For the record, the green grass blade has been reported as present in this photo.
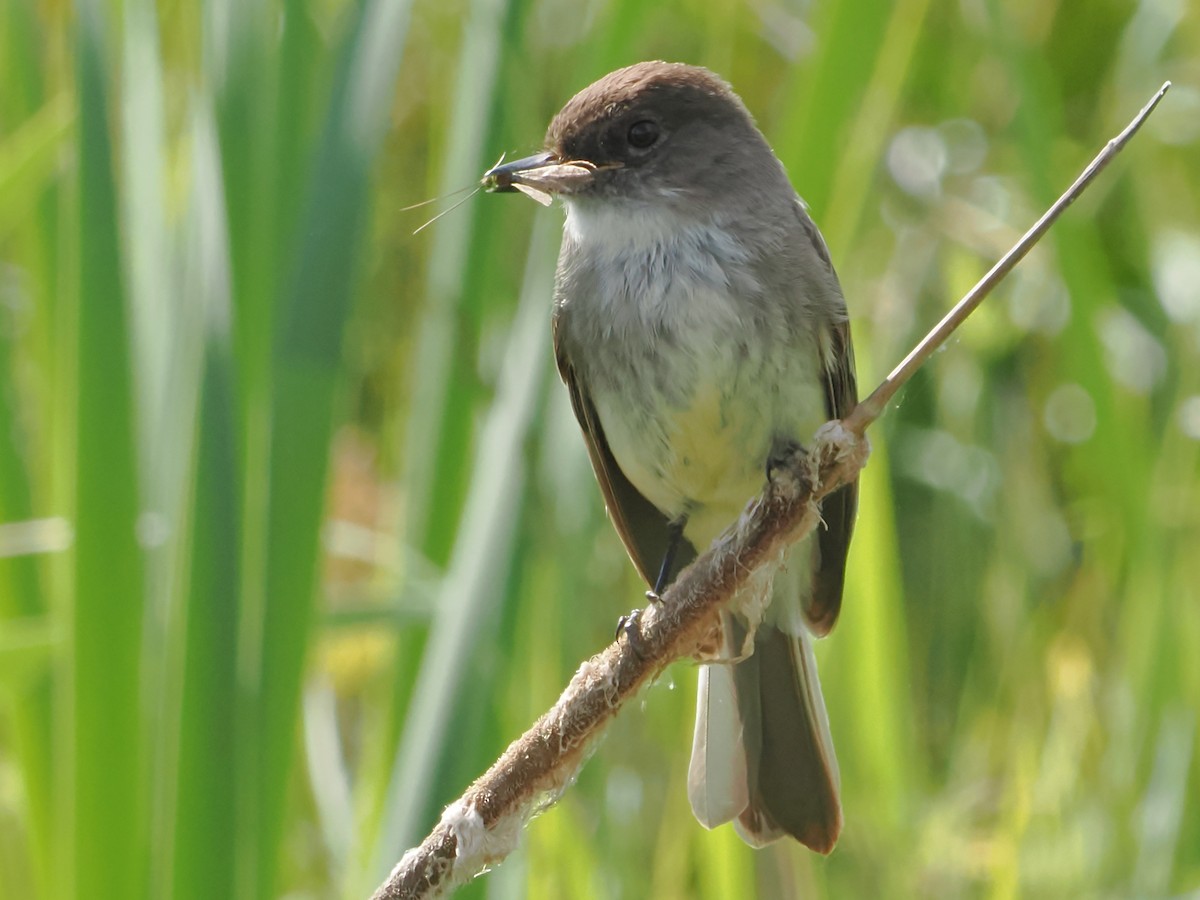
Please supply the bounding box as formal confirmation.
[256,2,414,896]
[365,215,557,888]
[399,0,513,565]
[72,2,146,897]
[0,94,73,241]
[166,100,243,900]
[172,341,241,900]
[773,0,894,221]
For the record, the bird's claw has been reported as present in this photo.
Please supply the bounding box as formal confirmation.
[615,609,648,660]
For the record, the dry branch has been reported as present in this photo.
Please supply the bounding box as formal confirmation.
[370,81,1169,900]
[372,424,866,900]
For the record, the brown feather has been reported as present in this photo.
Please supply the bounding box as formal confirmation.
[735,626,841,852]
[553,318,696,587]
[806,313,859,636]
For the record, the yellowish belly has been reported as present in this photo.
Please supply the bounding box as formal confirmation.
[595,365,826,550]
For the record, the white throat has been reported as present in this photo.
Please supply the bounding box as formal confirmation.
[563,199,692,256]
[559,197,759,338]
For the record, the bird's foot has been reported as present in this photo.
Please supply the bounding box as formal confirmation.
[615,609,648,660]
[766,438,805,484]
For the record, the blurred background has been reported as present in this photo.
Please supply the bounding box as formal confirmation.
[1,0,1198,898]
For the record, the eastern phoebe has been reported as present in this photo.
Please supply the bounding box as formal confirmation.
[486,61,857,853]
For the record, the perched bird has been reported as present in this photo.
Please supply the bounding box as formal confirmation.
[486,61,858,853]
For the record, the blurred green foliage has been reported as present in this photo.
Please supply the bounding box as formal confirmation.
[1,0,1198,898]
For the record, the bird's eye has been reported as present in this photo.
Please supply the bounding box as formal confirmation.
[627,120,660,149]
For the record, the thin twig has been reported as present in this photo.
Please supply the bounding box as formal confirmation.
[843,80,1170,434]
[371,82,1168,900]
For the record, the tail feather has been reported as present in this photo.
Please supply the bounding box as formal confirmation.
[737,626,841,852]
[687,660,749,827]
[687,617,841,853]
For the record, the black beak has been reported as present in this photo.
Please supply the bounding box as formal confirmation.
[483,152,558,192]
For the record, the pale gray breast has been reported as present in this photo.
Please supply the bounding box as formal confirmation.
[553,197,837,533]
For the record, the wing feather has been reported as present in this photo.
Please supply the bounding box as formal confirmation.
[553,316,695,587]
[800,211,859,636]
